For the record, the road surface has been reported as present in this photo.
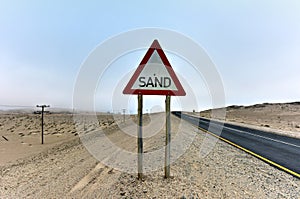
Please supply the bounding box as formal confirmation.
[173,111,300,178]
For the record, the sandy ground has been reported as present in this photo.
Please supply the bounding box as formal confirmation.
[0,113,119,165]
[0,109,299,198]
[197,102,300,139]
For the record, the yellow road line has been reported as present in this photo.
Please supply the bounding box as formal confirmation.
[194,123,300,179]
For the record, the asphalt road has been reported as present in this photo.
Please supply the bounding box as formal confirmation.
[172,111,300,178]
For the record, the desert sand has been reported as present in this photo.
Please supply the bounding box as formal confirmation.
[198,102,300,139]
[0,104,299,198]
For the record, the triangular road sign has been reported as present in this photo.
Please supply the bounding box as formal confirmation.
[123,40,186,96]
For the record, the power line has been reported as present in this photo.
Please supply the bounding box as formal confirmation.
[0,104,35,108]
[0,104,72,110]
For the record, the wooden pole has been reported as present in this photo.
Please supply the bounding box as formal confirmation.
[36,105,50,144]
[137,95,143,179]
[122,108,126,123]
[41,106,44,144]
[165,95,171,178]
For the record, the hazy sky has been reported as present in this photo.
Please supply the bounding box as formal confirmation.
[1,1,300,112]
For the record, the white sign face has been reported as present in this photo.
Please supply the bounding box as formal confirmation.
[131,51,178,91]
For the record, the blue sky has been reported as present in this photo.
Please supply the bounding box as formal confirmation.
[1,1,300,111]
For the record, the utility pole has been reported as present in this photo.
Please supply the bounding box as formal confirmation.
[122,108,126,123]
[36,105,50,144]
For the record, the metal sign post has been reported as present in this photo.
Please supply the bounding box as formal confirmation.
[137,94,143,179]
[165,95,171,178]
[36,105,50,144]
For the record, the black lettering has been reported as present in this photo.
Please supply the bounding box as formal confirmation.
[139,77,146,87]
[164,77,171,88]
[154,77,162,87]
[146,77,154,87]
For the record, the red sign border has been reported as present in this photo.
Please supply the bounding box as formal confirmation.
[123,40,186,96]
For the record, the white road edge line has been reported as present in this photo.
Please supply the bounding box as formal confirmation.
[224,125,300,149]
[190,116,300,149]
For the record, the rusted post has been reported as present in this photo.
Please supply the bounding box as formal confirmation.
[165,95,171,178]
[137,95,143,179]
